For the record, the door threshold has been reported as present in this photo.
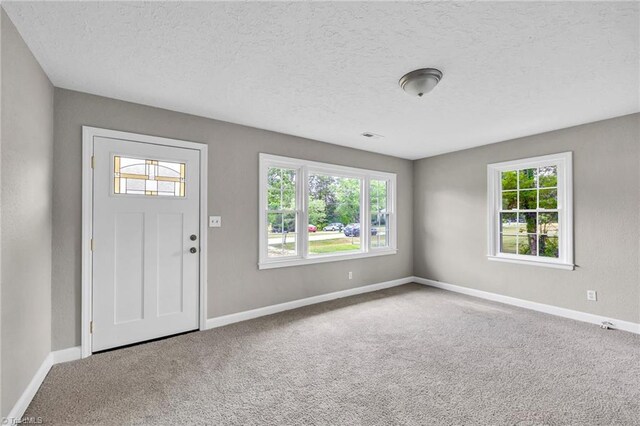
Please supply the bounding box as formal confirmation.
[92,329,199,354]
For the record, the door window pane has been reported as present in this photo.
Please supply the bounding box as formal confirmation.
[114,156,185,197]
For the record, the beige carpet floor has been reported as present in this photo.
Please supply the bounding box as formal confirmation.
[27,283,640,425]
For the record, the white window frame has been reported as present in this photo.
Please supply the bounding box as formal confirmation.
[487,152,574,270]
[259,153,397,269]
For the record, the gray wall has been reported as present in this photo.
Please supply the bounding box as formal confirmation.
[1,9,54,416]
[414,114,640,323]
[0,8,3,412]
[53,89,413,350]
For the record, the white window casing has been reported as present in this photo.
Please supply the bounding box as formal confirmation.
[259,153,397,269]
[487,152,574,270]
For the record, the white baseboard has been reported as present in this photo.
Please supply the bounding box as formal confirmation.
[9,277,412,420]
[6,353,53,422]
[414,276,640,334]
[52,346,82,364]
[206,277,414,329]
[10,276,636,421]
[6,346,82,421]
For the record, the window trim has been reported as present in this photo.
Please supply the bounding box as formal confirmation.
[259,153,397,269]
[487,152,574,270]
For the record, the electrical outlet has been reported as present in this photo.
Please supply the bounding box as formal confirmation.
[209,216,221,228]
[587,290,597,301]
[348,271,353,280]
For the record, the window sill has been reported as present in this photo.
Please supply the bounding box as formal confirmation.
[259,249,398,270]
[487,255,574,270]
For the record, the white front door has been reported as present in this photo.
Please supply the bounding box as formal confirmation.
[92,136,200,351]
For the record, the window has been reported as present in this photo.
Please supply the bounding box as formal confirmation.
[267,167,299,258]
[114,156,185,197]
[308,174,362,255]
[370,179,390,249]
[259,154,397,269]
[487,152,573,270]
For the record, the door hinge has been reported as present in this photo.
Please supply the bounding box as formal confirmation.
[91,155,95,169]
[90,238,94,251]
[90,321,94,334]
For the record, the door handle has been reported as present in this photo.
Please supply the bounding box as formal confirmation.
[190,247,197,254]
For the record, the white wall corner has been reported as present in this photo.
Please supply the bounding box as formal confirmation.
[413,276,640,335]
[6,346,82,422]
[52,346,82,364]
[6,354,53,422]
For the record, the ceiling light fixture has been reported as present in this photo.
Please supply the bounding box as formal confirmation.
[399,68,443,97]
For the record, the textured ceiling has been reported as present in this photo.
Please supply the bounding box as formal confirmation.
[3,1,639,159]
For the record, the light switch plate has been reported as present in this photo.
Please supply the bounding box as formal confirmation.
[587,290,597,301]
[209,216,221,228]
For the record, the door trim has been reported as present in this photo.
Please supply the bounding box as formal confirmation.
[81,126,208,358]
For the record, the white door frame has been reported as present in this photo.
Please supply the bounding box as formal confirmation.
[81,126,208,358]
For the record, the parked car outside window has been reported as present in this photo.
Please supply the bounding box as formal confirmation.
[343,223,377,237]
[323,223,344,231]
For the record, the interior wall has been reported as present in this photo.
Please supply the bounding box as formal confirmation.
[0,9,54,416]
[0,7,3,412]
[52,88,413,351]
[413,113,640,323]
